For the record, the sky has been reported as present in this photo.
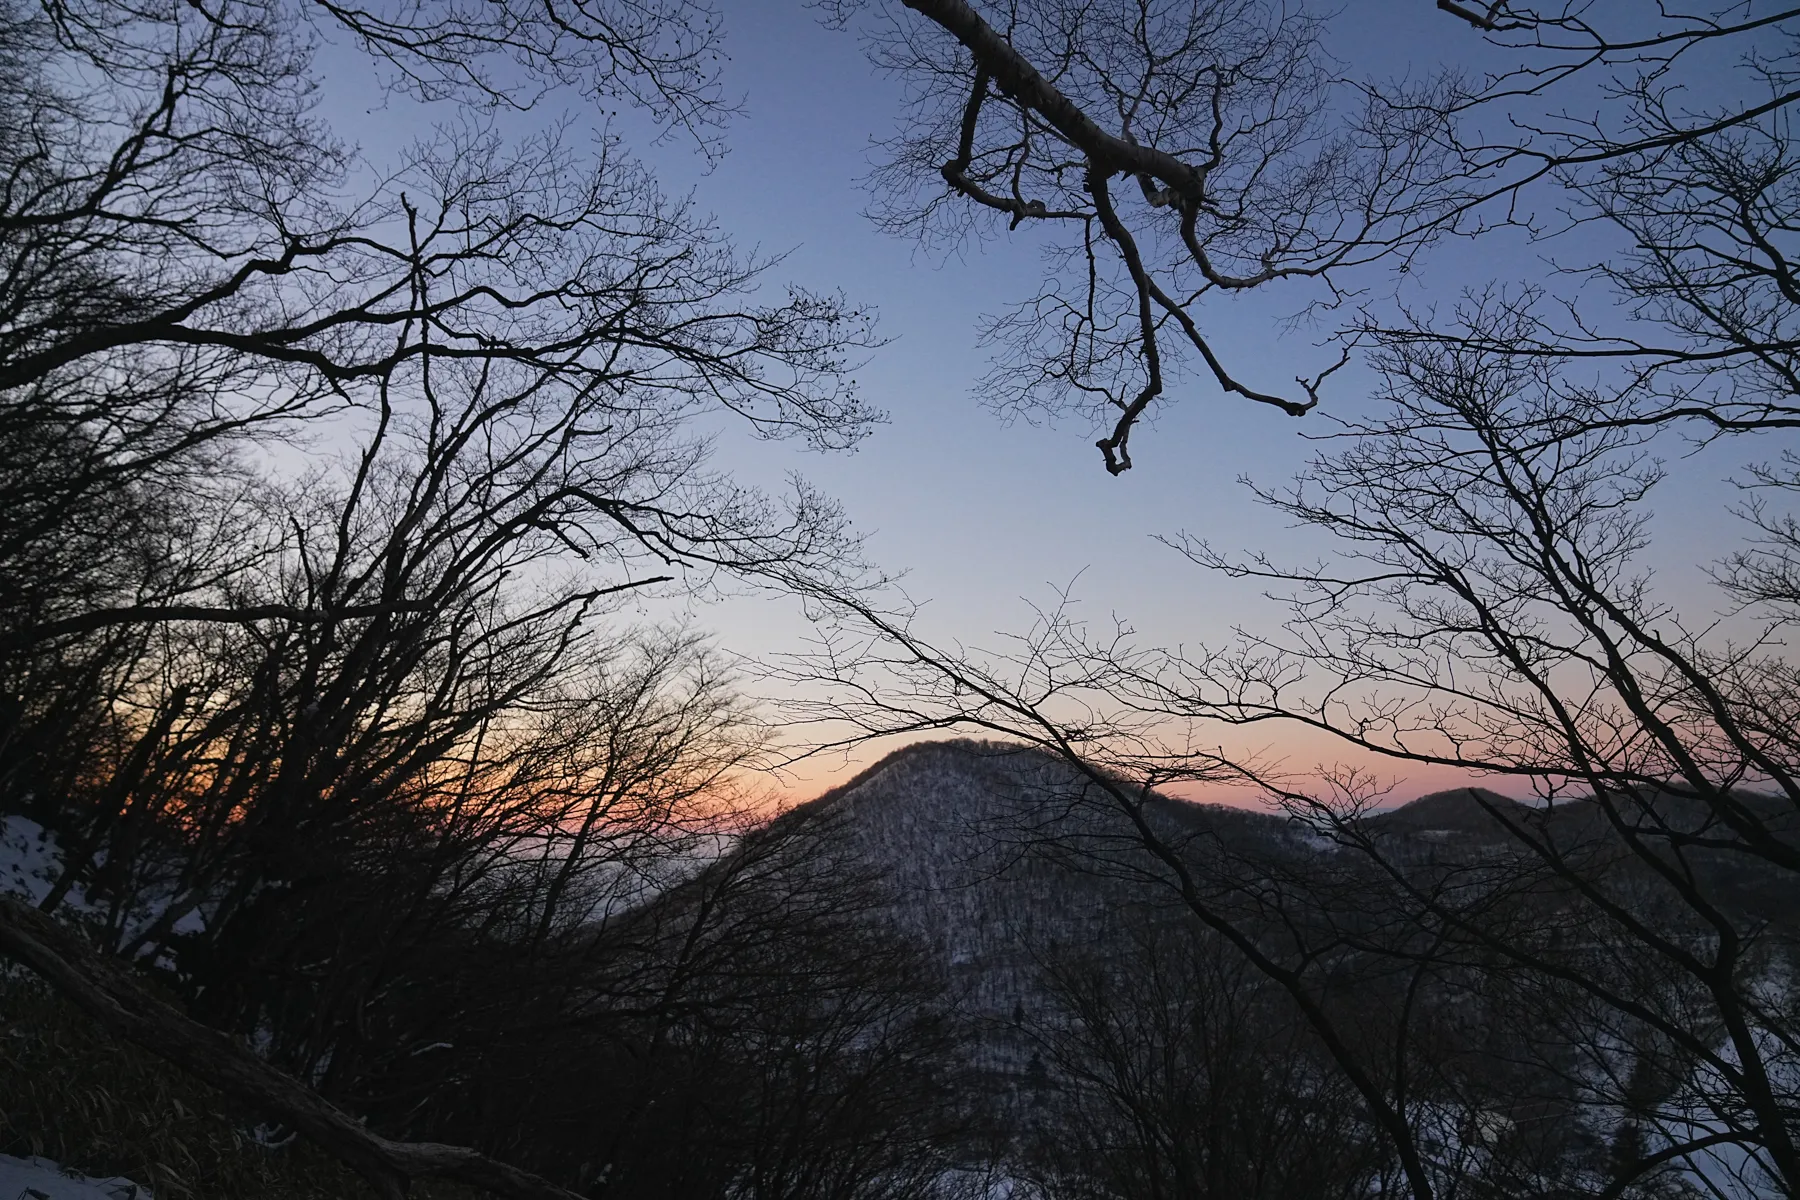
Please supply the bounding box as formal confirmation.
[314,1,1765,805]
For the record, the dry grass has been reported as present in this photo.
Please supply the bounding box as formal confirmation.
[0,972,482,1200]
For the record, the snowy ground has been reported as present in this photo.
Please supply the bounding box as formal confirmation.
[0,1155,150,1200]
[0,816,82,910]
[0,815,202,964]
[3,823,156,1199]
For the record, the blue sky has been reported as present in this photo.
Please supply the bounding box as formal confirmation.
[312,1,1765,800]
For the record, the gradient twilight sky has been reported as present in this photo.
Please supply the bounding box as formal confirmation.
[317,2,1762,803]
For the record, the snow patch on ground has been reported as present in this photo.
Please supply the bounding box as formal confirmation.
[0,816,87,912]
[0,816,207,955]
[0,1155,150,1200]
[1,831,154,1200]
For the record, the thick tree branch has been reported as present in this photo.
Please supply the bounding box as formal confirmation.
[900,0,1206,200]
[0,896,584,1200]
[19,578,672,644]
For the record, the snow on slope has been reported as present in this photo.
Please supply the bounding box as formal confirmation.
[803,740,1294,1079]
[808,742,1794,1198]
[0,816,84,910]
[1,829,156,1200]
[0,815,205,958]
[819,740,1290,965]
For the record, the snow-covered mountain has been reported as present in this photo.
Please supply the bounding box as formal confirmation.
[768,740,1297,1079]
[774,743,1794,1197]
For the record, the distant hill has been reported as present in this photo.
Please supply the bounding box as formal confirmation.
[1373,786,1527,830]
[606,740,1796,1192]
[754,740,1304,1081]
[1366,786,1534,845]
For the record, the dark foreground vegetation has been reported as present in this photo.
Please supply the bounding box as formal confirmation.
[9,733,1791,1198]
[0,802,979,1198]
[1,971,480,1200]
[1,0,1797,1196]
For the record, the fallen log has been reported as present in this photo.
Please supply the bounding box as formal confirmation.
[0,895,584,1200]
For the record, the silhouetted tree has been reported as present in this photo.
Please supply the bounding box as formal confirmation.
[777,5,1800,1195]
[780,334,1800,1195]
[1026,915,1383,1200]
[0,0,879,1193]
[820,0,1800,469]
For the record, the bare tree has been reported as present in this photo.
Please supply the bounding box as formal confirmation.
[0,0,876,650]
[0,0,886,1191]
[1025,914,1384,1200]
[818,0,1800,470]
[765,6,1800,1193]
[1367,3,1800,442]
[815,0,1465,471]
[390,802,972,1198]
[775,324,1800,1195]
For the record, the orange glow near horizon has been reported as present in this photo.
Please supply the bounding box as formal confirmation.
[762,726,1501,815]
